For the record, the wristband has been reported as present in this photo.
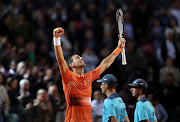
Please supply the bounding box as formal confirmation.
[53,37,61,45]
[113,47,121,56]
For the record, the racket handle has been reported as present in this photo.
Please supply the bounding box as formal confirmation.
[122,48,127,65]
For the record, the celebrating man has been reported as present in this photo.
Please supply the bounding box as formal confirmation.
[53,27,125,122]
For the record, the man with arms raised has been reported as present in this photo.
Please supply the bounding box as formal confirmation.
[53,27,125,122]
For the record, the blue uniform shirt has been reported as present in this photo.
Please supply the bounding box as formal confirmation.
[134,97,157,122]
[102,93,128,122]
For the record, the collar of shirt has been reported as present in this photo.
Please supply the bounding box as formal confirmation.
[107,93,119,99]
[139,97,149,102]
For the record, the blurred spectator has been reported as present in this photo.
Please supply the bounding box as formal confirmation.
[159,57,180,86]
[91,90,104,122]
[33,89,52,122]
[149,94,168,122]
[107,2,116,25]
[47,83,65,122]
[161,73,178,122]
[141,35,154,63]
[6,77,19,113]
[102,31,114,51]
[0,72,9,121]
[8,61,17,75]
[161,27,179,65]
[169,17,180,67]
[18,79,33,108]
[103,15,112,33]
[118,83,132,105]
[150,17,164,57]
[15,11,35,41]
[155,6,169,27]
[16,61,26,81]
[124,13,134,40]
[170,0,180,26]
[131,2,152,41]
[124,40,145,82]
[25,41,36,64]
[80,29,96,53]
[43,68,54,84]
[144,65,160,91]
[161,73,179,122]
[0,62,6,75]
[82,47,99,72]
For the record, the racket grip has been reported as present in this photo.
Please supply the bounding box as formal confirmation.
[122,48,127,65]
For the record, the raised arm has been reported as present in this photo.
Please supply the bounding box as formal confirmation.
[53,27,68,74]
[99,36,125,74]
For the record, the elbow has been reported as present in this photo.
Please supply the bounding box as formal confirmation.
[103,59,111,69]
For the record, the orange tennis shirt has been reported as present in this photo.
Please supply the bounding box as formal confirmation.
[61,66,101,122]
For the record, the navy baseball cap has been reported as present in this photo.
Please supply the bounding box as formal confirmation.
[97,74,117,85]
[127,78,148,89]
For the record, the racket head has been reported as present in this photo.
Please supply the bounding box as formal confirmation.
[116,8,124,36]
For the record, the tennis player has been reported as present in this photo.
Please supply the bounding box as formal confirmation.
[53,27,125,122]
[97,74,130,122]
[128,78,157,122]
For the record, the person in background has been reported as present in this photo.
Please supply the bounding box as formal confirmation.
[97,74,130,122]
[128,78,157,122]
[6,77,19,117]
[18,79,33,108]
[0,72,9,122]
[91,90,104,122]
[47,82,65,122]
[149,94,168,122]
[33,89,52,122]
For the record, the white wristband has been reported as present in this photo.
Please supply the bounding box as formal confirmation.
[53,37,61,45]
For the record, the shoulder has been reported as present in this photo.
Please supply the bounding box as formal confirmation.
[104,98,112,104]
[85,66,101,79]
[87,66,101,74]
[136,100,146,108]
[61,68,73,77]
[137,101,144,105]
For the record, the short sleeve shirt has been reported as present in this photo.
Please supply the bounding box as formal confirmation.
[61,66,101,122]
[102,93,128,122]
[134,97,157,122]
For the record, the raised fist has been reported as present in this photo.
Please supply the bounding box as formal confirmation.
[53,27,64,38]
[118,34,125,49]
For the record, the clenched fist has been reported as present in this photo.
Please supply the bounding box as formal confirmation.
[53,27,64,38]
[118,34,126,49]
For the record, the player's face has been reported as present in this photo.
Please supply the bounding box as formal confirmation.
[100,83,107,94]
[72,55,86,68]
[130,87,139,97]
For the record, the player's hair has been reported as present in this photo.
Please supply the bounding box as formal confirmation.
[108,83,118,89]
[137,86,148,94]
[66,54,76,71]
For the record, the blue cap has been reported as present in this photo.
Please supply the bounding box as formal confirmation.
[97,74,117,85]
[127,78,148,89]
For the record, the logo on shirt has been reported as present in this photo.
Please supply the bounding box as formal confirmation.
[87,80,90,83]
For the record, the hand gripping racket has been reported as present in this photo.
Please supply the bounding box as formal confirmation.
[116,8,127,65]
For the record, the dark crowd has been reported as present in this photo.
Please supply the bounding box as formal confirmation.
[0,0,180,122]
